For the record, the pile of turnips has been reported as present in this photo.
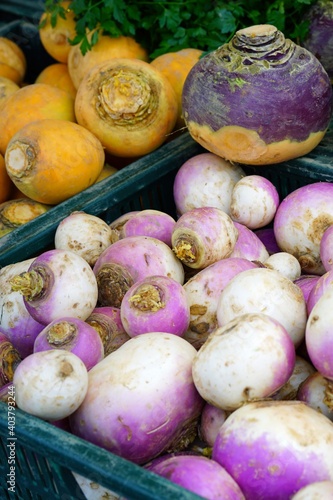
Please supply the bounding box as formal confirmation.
[2,149,333,499]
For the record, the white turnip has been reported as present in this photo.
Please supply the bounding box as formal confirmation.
[264,252,302,281]
[297,371,333,421]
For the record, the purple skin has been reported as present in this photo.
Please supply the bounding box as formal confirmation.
[69,333,204,465]
[274,182,333,275]
[199,403,229,448]
[173,152,245,216]
[297,371,333,421]
[302,0,333,81]
[229,222,269,262]
[86,306,130,356]
[149,455,245,500]
[120,275,190,337]
[212,400,333,500]
[254,228,281,255]
[10,249,98,326]
[93,235,184,307]
[172,207,238,269]
[307,269,333,314]
[294,274,321,305]
[33,317,104,371]
[182,28,332,144]
[183,257,258,349]
[120,210,176,247]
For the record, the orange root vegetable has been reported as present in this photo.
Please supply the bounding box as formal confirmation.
[39,1,77,63]
[5,119,105,205]
[0,37,27,84]
[0,152,13,204]
[0,83,75,155]
[151,48,204,129]
[68,34,149,90]
[0,198,50,238]
[95,164,118,183]
[75,58,178,158]
[0,77,20,109]
[35,63,77,99]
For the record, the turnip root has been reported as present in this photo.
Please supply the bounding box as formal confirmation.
[320,224,333,272]
[10,249,98,325]
[297,371,333,421]
[0,331,21,387]
[54,211,114,266]
[120,275,190,337]
[13,349,88,420]
[183,257,258,349]
[264,252,302,281]
[86,306,130,356]
[212,400,333,499]
[199,403,229,448]
[255,227,281,255]
[291,481,333,499]
[306,268,333,314]
[229,222,269,262]
[171,207,238,269]
[230,175,279,229]
[93,236,185,308]
[294,274,321,305]
[192,313,296,411]
[149,454,245,500]
[70,333,204,464]
[33,317,104,371]
[272,355,315,401]
[216,267,307,347]
[0,258,44,358]
[173,152,245,216]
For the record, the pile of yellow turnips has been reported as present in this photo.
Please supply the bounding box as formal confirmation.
[0,0,203,219]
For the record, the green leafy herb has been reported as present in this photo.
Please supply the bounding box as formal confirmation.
[43,0,318,58]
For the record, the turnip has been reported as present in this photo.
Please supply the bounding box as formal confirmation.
[172,152,245,216]
[120,275,190,337]
[230,175,279,229]
[192,313,296,411]
[199,403,229,448]
[182,24,332,165]
[70,332,204,465]
[272,355,316,401]
[291,481,333,499]
[13,349,88,420]
[212,400,333,499]
[86,306,130,356]
[297,371,333,421]
[54,211,114,267]
[148,454,245,500]
[307,268,333,314]
[228,222,269,262]
[183,257,258,349]
[294,274,321,304]
[264,252,302,281]
[320,224,333,271]
[255,227,281,255]
[0,331,21,387]
[305,288,333,379]
[111,209,176,247]
[216,267,307,347]
[171,207,238,269]
[93,236,185,308]
[274,182,333,275]
[10,249,98,325]
[33,317,104,370]
[0,258,44,358]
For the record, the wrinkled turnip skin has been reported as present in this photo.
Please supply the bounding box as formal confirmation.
[192,313,296,411]
[305,288,333,380]
[183,257,258,349]
[171,207,238,269]
[182,25,332,165]
[274,182,333,275]
[70,333,204,464]
[149,455,245,500]
[173,153,245,216]
[120,275,190,337]
[229,222,269,262]
[212,400,333,500]
[17,249,98,325]
[0,259,44,358]
[216,267,307,347]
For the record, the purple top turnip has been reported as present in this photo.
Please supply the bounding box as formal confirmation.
[86,306,130,356]
[182,24,332,165]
